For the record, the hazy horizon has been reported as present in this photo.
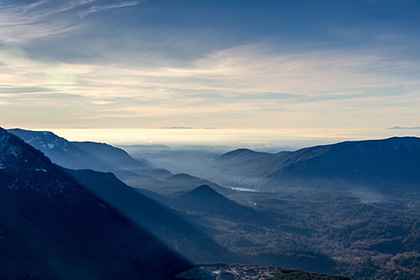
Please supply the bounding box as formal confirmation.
[5,127,420,150]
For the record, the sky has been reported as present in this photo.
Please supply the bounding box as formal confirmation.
[1,0,420,146]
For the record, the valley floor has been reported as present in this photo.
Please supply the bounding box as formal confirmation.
[175,264,350,280]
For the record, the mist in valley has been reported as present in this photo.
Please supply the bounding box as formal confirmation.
[2,127,420,279]
[119,141,420,279]
[121,144,284,191]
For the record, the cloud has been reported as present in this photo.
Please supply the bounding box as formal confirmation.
[388,126,420,130]
[0,87,51,95]
[68,43,420,104]
[0,0,141,43]
[78,1,142,19]
[0,1,82,43]
[1,32,420,131]
[162,126,194,129]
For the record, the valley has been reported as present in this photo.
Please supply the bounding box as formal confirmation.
[2,128,419,279]
[176,264,350,280]
[125,141,420,279]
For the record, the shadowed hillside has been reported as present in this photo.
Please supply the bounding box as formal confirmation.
[217,137,420,193]
[65,169,234,263]
[0,127,190,279]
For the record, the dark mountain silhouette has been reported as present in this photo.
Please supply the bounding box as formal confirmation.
[65,169,233,263]
[146,185,274,226]
[0,127,190,279]
[217,137,420,192]
[162,173,230,194]
[124,170,232,196]
[177,185,261,221]
[221,148,273,163]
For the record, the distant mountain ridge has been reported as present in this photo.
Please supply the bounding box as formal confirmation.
[73,141,152,169]
[9,128,153,179]
[9,128,229,194]
[217,136,420,192]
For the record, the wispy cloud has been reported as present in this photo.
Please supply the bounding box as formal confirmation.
[2,41,419,130]
[0,1,80,43]
[162,126,194,129]
[67,43,420,104]
[1,0,419,132]
[388,126,420,130]
[0,0,141,43]
[78,1,142,19]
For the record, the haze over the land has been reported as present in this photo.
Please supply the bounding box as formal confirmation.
[31,127,420,148]
[4,127,420,279]
[1,0,420,145]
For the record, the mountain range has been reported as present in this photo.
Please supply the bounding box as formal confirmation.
[5,127,420,279]
[0,127,190,279]
[216,137,420,192]
[9,128,227,195]
[9,128,153,179]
